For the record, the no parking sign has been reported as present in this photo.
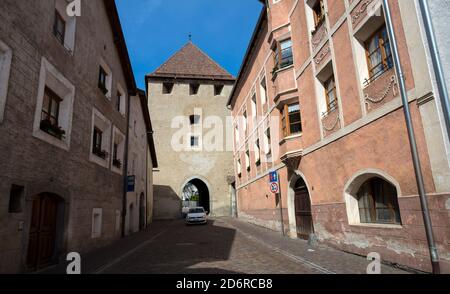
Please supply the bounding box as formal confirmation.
[270,182,279,194]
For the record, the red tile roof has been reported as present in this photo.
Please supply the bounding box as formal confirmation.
[147,42,235,81]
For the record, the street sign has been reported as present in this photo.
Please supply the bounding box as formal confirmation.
[269,171,278,183]
[127,175,135,192]
[270,182,279,194]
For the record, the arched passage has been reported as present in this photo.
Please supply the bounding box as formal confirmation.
[287,172,314,240]
[27,193,65,270]
[182,178,210,214]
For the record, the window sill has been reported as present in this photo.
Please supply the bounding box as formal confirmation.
[279,133,302,145]
[33,128,70,151]
[273,65,294,79]
[348,223,403,230]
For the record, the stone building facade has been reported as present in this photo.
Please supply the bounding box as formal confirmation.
[228,0,450,273]
[147,42,235,219]
[0,0,156,273]
[125,89,157,235]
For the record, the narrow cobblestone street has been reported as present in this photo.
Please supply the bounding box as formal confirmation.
[41,218,409,274]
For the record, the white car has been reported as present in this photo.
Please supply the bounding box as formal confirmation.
[185,207,207,225]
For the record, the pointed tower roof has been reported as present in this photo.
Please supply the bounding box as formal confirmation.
[147,42,235,81]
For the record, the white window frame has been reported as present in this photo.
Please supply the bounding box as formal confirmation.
[91,208,103,239]
[32,57,75,150]
[89,108,112,168]
[55,0,77,54]
[111,126,125,175]
[116,84,126,116]
[0,40,12,123]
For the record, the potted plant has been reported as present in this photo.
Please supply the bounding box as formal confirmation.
[113,158,122,168]
[40,119,66,140]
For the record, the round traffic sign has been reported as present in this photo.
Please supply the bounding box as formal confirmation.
[270,182,279,194]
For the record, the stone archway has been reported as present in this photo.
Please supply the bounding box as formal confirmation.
[181,177,211,214]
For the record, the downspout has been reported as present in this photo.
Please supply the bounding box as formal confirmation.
[418,0,450,144]
[121,93,132,238]
[383,0,440,274]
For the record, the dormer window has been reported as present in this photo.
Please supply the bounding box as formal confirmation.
[190,83,200,95]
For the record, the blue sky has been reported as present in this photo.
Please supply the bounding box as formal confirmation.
[115,0,263,89]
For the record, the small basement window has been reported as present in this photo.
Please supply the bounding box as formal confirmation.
[162,83,174,94]
[9,185,24,213]
[190,84,200,96]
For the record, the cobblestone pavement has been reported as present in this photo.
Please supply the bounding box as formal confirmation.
[40,217,410,274]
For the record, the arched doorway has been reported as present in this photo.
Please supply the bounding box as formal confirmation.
[27,193,64,269]
[293,177,314,240]
[182,178,210,214]
[139,193,145,230]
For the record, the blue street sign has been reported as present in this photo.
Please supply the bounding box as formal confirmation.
[269,171,278,183]
[127,175,135,192]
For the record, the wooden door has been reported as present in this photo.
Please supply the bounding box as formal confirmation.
[27,194,58,269]
[294,179,313,240]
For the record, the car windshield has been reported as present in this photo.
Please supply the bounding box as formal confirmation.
[189,208,204,213]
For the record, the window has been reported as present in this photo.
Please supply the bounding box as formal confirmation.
[214,84,224,96]
[260,77,267,105]
[54,0,76,52]
[91,208,103,239]
[116,85,126,116]
[312,0,325,29]
[40,87,65,140]
[33,57,75,150]
[237,159,242,177]
[163,83,174,94]
[111,126,125,173]
[235,125,240,146]
[265,128,272,155]
[190,115,201,125]
[93,127,106,159]
[255,139,261,166]
[0,40,13,123]
[98,66,108,95]
[191,136,199,147]
[53,11,66,45]
[243,111,248,136]
[90,108,112,168]
[324,76,338,112]
[9,185,24,213]
[190,83,200,95]
[281,103,302,137]
[357,178,401,225]
[245,150,250,171]
[98,59,112,98]
[274,39,293,70]
[364,26,393,85]
[251,94,257,125]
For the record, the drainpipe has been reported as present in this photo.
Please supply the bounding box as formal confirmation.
[383,0,440,274]
[121,93,132,238]
[418,0,450,144]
